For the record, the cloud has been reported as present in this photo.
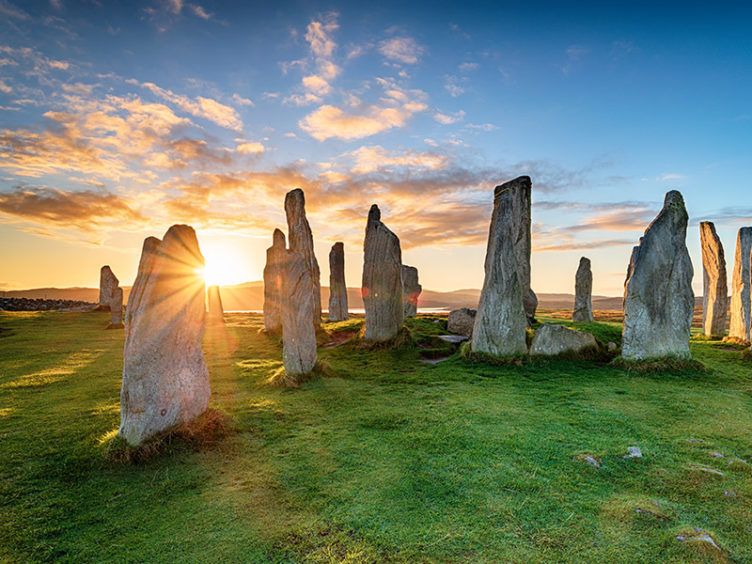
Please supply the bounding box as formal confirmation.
[236,141,265,155]
[343,145,448,174]
[378,37,424,64]
[232,93,254,107]
[465,123,497,132]
[656,173,685,181]
[302,75,331,96]
[459,62,479,72]
[138,81,243,130]
[0,1,30,20]
[300,103,419,141]
[0,80,11,94]
[444,75,465,97]
[433,110,465,125]
[0,186,145,230]
[305,16,338,59]
[562,45,589,75]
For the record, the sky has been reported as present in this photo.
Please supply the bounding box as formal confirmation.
[0,0,751,295]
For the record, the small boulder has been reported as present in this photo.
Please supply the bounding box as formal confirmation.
[447,308,476,337]
[530,324,597,356]
[625,446,642,458]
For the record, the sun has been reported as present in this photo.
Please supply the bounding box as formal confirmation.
[200,242,249,287]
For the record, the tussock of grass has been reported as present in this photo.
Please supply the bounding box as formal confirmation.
[610,356,709,374]
[740,348,752,361]
[266,360,336,388]
[101,408,234,465]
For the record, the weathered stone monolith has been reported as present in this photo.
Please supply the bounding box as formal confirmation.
[263,229,286,332]
[328,242,348,322]
[285,189,321,327]
[281,250,317,379]
[622,191,694,360]
[207,285,224,325]
[119,225,210,447]
[97,265,119,310]
[401,264,421,318]
[573,257,594,322]
[728,227,752,343]
[530,324,597,356]
[362,205,403,341]
[448,308,476,337]
[700,222,728,337]
[471,181,528,356]
[107,287,123,329]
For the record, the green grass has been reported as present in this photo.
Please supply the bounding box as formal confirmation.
[1,310,751,563]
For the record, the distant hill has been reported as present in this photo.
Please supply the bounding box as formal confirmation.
[0,282,704,312]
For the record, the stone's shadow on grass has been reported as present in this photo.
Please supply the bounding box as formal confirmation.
[100,408,235,465]
[609,356,709,375]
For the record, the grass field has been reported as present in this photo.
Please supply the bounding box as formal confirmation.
[1,310,751,563]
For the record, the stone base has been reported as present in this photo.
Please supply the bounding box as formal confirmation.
[106,322,124,330]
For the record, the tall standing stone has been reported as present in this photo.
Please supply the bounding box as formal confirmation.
[728,227,752,343]
[263,229,286,332]
[622,191,694,360]
[281,250,317,379]
[119,225,210,446]
[207,285,224,325]
[328,242,349,322]
[285,189,321,327]
[700,222,728,337]
[401,264,421,319]
[471,181,528,357]
[573,257,594,322]
[108,287,124,329]
[97,265,119,310]
[362,205,404,341]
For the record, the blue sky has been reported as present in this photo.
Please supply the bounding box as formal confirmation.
[1,0,750,294]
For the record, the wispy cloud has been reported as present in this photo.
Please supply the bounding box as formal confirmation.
[378,36,424,64]
[433,110,465,125]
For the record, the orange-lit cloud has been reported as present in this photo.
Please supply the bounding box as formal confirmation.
[378,37,424,64]
[0,185,145,229]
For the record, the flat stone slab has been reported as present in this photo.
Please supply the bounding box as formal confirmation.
[438,334,468,344]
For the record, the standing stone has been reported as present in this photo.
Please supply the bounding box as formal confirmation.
[483,176,537,324]
[700,222,728,337]
[207,285,224,325]
[622,191,694,360]
[281,250,317,379]
[530,324,597,355]
[362,205,404,341]
[448,308,476,337]
[285,189,321,327]
[728,227,752,342]
[108,287,124,329]
[328,242,348,322]
[401,264,421,319]
[119,225,210,447]
[573,257,594,322]
[263,229,286,332]
[471,181,528,357]
[97,265,119,310]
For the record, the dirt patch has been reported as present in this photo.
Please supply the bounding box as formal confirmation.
[323,329,359,348]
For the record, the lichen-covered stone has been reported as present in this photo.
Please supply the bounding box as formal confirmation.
[207,285,224,325]
[530,324,597,355]
[622,191,694,360]
[285,189,321,327]
[263,229,286,332]
[108,286,123,329]
[97,265,119,311]
[700,222,728,337]
[448,308,476,337]
[362,205,403,341]
[328,242,348,322]
[471,179,528,356]
[281,250,317,378]
[573,257,594,322]
[119,225,210,446]
[401,264,421,318]
[728,227,752,342]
